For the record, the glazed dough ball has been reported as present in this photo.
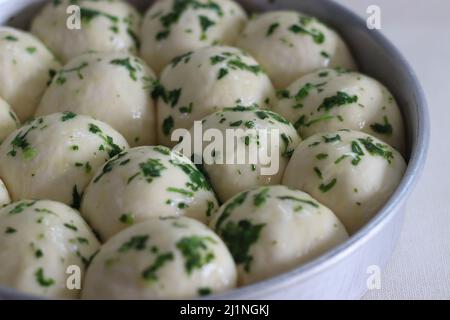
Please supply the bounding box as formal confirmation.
[0,112,129,207]
[178,106,301,202]
[81,146,219,241]
[0,96,19,143]
[209,185,348,285]
[140,0,247,74]
[35,52,157,147]
[282,130,406,233]
[0,27,60,121]
[82,217,236,299]
[157,46,276,146]
[273,68,405,153]
[0,200,100,299]
[236,11,356,89]
[0,179,11,207]
[31,0,141,63]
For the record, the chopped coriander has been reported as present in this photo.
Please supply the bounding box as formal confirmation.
[35,268,55,287]
[319,178,337,192]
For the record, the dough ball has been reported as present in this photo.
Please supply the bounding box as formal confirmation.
[236,11,356,89]
[179,106,300,202]
[0,179,11,207]
[35,52,157,147]
[282,130,406,233]
[0,27,60,121]
[273,68,405,153]
[157,46,276,146]
[31,0,141,63]
[0,96,19,143]
[0,200,100,299]
[209,185,348,285]
[0,112,129,207]
[140,0,247,74]
[82,216,236,299]
[81,146,219,241]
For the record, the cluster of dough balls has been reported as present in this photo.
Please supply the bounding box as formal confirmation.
[156,46,275,146]
[140,0,247,74]
[31,0,141,63]
[0,0,408,300]
[180,106,301,202]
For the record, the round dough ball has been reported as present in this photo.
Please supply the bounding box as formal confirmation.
[0,27,61,121]
[209,185,348,285]
[236,11,357,89]
[0,96,19,143]
[179,106,301,202]
[81,146,219,241]
[82,217,237,299]
[0,200,100,299]
[282,130,406,233]
[0,112,129,207]
[273,68,405,153]
[140,0,247,74]
[0,179,11,207]
[157,46,276,146]
[35,52,157,147]
[31,0,141,63]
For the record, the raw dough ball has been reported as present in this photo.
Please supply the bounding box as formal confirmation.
[209,185,348,285]
[157,46,276,146]
[0,200,100,299]
[35,52,157,147]
[179,106,301,202]
[82,217,237,299]
[0,112,129,207]
[236,11,356,89]
[282,130,406,233]
[0,179,11,207]
[273,68,405,153]
[0,27,60,121]
[0,96,19,143]
[81,146,219,241]
[140,0,247,74]
[31,0,141,63]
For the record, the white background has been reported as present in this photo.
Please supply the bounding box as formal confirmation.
[337,0,450,300]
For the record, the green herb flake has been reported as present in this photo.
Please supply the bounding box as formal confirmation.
[253,187,270,207]
[219,219,265,272]
[141,252,174,282]
[35,268,55,287]
[176,236,217,274]
[370,116,393,135]
[266,22,280,36]
[5,227,16,234]
[319,178,337,192]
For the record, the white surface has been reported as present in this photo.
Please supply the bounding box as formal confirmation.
[337,0,450,300]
